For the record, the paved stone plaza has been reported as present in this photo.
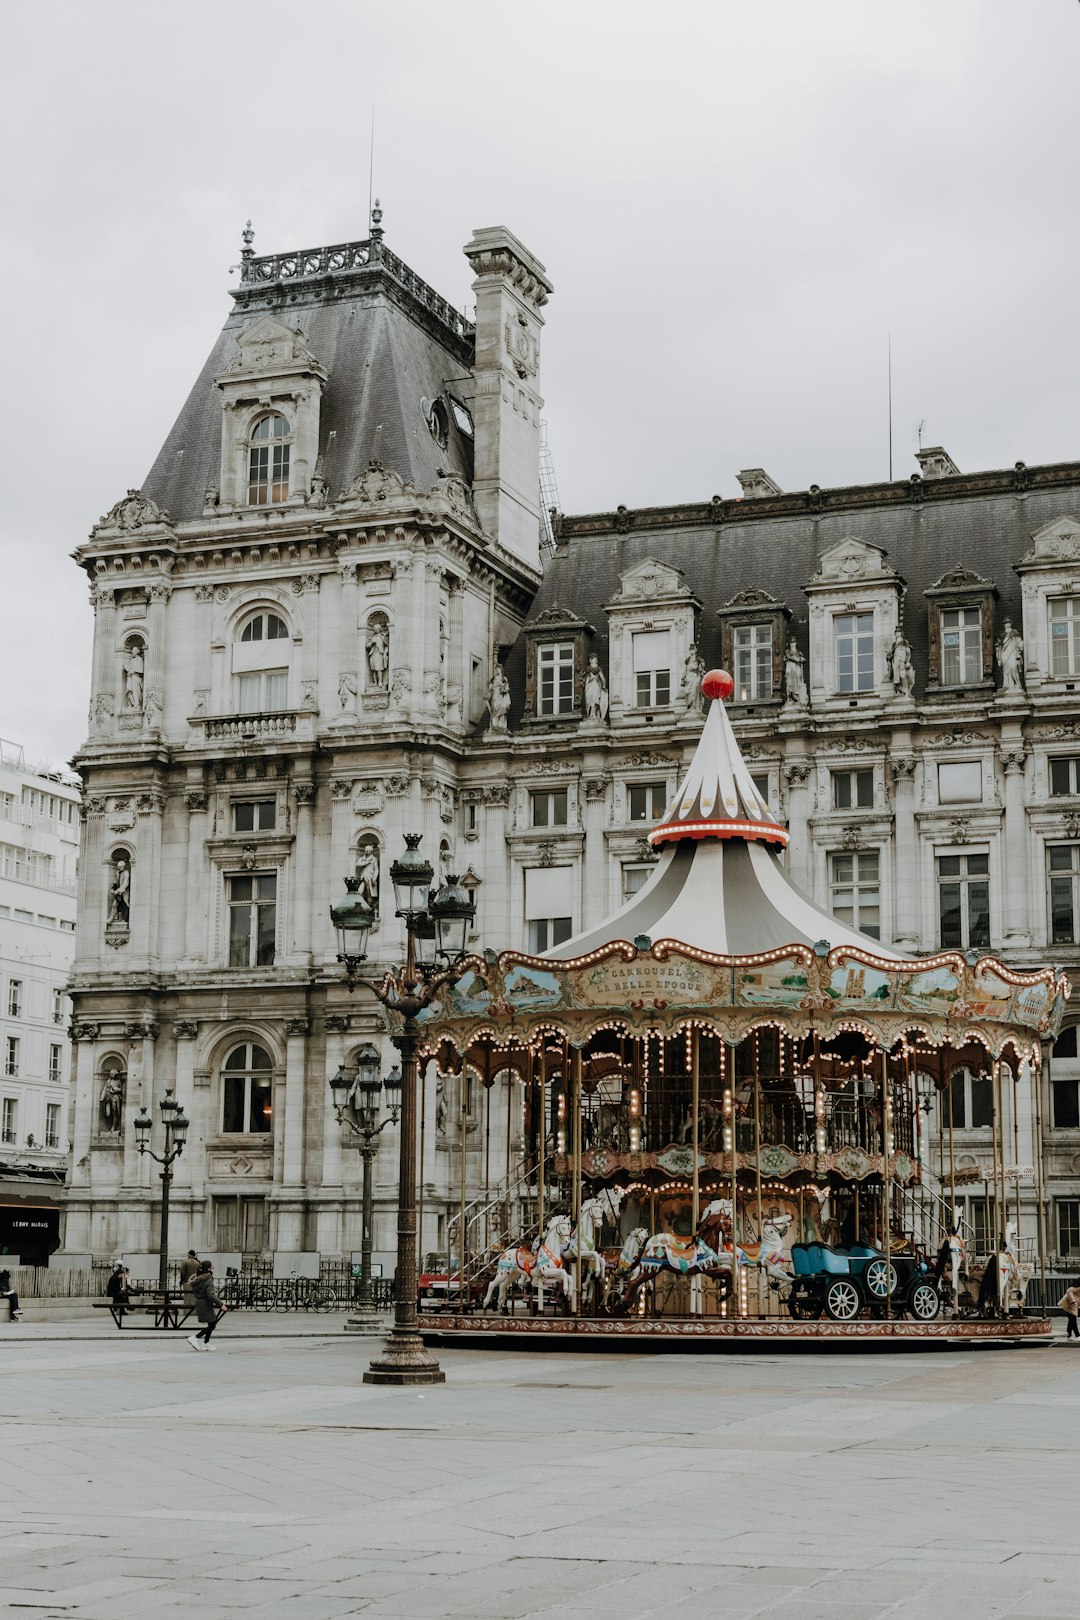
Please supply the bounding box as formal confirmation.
[1,1321,1078,1618]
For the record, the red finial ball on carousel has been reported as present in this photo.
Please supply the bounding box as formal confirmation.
[701,668,734,701]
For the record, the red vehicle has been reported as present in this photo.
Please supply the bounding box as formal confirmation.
[418,1255,486,1309]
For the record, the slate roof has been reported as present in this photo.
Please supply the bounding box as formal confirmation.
[142,256,475,523]
[510,466,1080,716]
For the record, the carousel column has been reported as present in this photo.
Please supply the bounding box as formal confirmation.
[571,1044,583,1316]
[180,790,209,964]
[277,1018,310,1253]
[1000,746,1031,946]
[319,1015,348,1257]
[690,1027,701,1317]
[890,755,919,949]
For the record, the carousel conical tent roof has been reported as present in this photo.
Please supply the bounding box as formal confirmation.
[547,669,907,962]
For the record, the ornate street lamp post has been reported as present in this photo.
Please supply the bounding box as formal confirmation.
[329,1044,402,1323]
[133,1088,190,1329]
[331,835,475,1385]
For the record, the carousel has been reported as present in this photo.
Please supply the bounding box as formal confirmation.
[417,671,1068,1348]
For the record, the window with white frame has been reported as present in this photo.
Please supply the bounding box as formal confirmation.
[1050,597,1080,677]
[1050,757,1080,796]
[937,852,990,949]
[537,642,575,716]
[52,989,64,1025]
[938,761,982,804]
[531,789,568,828]
[235,611,290,713]
[829,851,880,938]
[945,1065,994,1130]
[233,800,276,833]
[45,1103,61,1149]
[227,873,277,967]
[628,782,666,822]
[834,612,875,693]
[247,413,291,505]
[622,864,652,903]
[214,1193,269,1253]
[1057,1200,1080,1259]
[940,606,983,686]
[221,1042,273,1134]
[4,1038,18,1077]
[7,980,21,1018]
[733,623,772,701]
[632,630,672,707]
[832,769,873,811]
[1,1097,14,1144]
[524,865,573,953]
[48,1044,62,1083]
[1048,845,1080,944]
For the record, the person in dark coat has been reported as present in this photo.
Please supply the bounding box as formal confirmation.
[179,1250,199,1308]
[105,1263,132,1317]
[0,1267,20,1321]
[188,1260,227,1351]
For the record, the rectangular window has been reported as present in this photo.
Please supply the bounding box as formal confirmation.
[831,769,874,811]
[1050,597,1080,677]
[733,623,773,701]
[1,844,23,880]
[940,606,983,686]
[628,782,667,822]
[222,1074,273,1133]
[946,1068,993,1131]
[52,989,64,1025]
[1058,1200,1080,1258]
[937,852,990,950]
[622,865,652,903]
[4,1038,18,1078]
[228,873,277,968]
[1053,1079,1080,1130]
[237,670,288,713]
[632,630,672,708]
[233,800,276,833]
[49,1044,62,1083]
[527,917,572,952]
[1048,845,1080,945]
[45,1103,61,1149]
[834,612,875,693]
[751,772,770,803]
[938,761,982,805]
[524,864,573,954]
[537,642,575,716]
[1,1097,14,1144]
[7,980,21,1018]
[829,851,880,939]
[531,789,568,829]
[214,1195,269,1254]
[1050,757,1080,797]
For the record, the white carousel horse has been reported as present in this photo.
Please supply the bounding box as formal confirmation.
[607,1199,733,1312]
[565,1188,624,1311]
[482,1214,575,1313]
[996,1220,1030,1313]
[708,1199,794,1286]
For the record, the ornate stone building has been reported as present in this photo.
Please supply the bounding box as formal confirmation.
[65,214,1080,1274]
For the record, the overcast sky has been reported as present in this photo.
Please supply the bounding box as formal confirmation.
[3,0,1078,768]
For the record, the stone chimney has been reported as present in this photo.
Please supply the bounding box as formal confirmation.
[736,468,783,499]
[915,446,960,480]
[464,228,553,574]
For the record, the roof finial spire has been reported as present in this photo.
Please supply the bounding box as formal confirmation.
[370,197,384,244]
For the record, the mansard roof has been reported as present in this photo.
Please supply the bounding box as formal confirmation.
[508,461,1080,715]
[141,234,475,524]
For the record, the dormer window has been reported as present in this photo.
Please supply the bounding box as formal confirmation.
[538,642,575,715]
[940,607,982,686]
[1050,597,1080,677]
[632,630,671,707]
[834,612,874,693]
[733,624,772,701]
[925,566,996,693]
[248,414,291,505]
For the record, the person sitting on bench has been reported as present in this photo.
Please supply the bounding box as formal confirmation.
[105,1263,133,1316]
[0,1267,20,1321]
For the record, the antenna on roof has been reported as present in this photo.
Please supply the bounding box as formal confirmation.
[915,418,927,449]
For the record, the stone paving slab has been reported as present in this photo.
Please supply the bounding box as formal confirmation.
[0,1338,1077,1617]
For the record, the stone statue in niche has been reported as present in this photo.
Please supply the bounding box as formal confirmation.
[997,619,1025,693]
[582,655,609,721]
[783,639,808,706]
[107,853,131,927]
[355,843,380,913]
[681,645,706,714]
[99,1067,125,1134]
[365,617,390,688]
[486,665,511,732]
[122,641,145,711]
[887,628,915,698]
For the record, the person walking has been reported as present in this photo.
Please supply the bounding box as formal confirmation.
[0,1267,21,1321]
[1058,1283,1080,1340]
[188,1260,228,1352]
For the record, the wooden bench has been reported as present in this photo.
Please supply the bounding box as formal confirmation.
[93,1293,196,1330]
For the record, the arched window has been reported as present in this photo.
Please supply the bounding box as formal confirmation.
[235,611,290,713]
[221,1041,273,1134]
[248,413,291,505]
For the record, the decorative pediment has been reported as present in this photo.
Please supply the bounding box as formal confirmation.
[927,564,995,595]
[1018,517,1080,570]
[530,602,592,632]
[430,472,478,526]
[338,460,417,510]
[608,558,700,607]
[806,537,898,589]
[719,586,780,611]
[223,314,324,378]
[92,489,172,537]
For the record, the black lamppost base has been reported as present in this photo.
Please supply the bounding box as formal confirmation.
[363,1332,445,1384]
[364,1365,446,1385]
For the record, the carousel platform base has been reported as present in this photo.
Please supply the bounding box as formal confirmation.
[419,1313,1053,1354]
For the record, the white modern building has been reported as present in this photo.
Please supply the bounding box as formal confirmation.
[0,740,78,1263]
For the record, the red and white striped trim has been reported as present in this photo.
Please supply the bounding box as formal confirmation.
[648,818,790,848]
